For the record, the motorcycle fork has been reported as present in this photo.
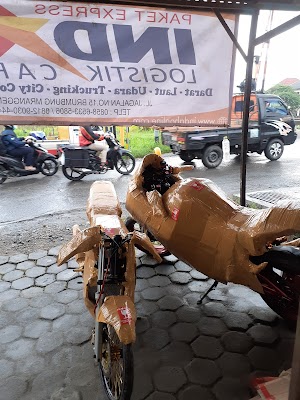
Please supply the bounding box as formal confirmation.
[94,241,106,363]
[93,237,136,348]
[106,154,114,170]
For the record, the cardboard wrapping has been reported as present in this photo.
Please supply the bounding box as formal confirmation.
[97,295,137,345]
[58,181,138,344]
[57,225,102,266]
[252,369,291,400]
[126,154,300,293]
[86,180,122,224]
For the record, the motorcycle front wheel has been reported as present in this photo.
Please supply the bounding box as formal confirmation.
[99,324,133,400]
[96,283,134,400]
[0,165,8,184]
[40,158,59,176]
[114,153,135,175]
[62,166,86,181]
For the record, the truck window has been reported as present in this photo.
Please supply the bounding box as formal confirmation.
[234,100,255,113]
[265,100,288,116]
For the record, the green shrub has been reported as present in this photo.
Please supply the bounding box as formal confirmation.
[14,125,59,138]
[116,126,171,158]
[10,125,172,158]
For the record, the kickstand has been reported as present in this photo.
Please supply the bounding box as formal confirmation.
[197,280,219,304]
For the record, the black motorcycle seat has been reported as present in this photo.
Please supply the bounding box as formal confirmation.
[250,245,300,274]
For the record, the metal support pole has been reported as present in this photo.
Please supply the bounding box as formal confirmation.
[112,125,117,139]
[240,9,259,206]
[214,10,247,62]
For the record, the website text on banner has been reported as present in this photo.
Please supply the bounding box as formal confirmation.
[0,2,236,126]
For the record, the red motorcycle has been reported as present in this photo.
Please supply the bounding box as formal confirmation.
[125,155,300,327]
[0,137,59,184]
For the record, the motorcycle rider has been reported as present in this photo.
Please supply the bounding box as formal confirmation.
[1,125,36,171]
[79,125,109,167]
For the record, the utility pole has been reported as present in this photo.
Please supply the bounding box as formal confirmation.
[260,10,274,92]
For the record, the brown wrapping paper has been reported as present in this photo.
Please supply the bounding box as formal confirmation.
[126,154,300,294]
[86,180,122,223]
[97,295,137,345]
[256,369,291,400]
[58,180,138,344]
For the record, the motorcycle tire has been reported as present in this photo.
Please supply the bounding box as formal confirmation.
[258,267,300,329]
[114,153,135,175]
[0,165,8,184]
[40,158,59,176]
[62,166,86,181]
[125,217,170,257]
[99,324,133,400]
[97,283,134,400]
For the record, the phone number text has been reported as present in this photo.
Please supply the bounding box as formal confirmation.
[0,107,110,116]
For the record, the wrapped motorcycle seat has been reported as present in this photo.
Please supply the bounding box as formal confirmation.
[87,181,122,226]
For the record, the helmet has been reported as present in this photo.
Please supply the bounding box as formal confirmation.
[4,125,14,129]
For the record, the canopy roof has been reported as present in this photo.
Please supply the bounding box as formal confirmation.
[90,0,300,12]
[67,0,299,206]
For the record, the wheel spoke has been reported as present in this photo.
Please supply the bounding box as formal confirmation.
[119,157,129,170]
[62,166,85,181]
[0,165,8,183]
[101,324,128,399]
[41,159,58,176]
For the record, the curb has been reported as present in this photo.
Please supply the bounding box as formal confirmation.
[233,189,300,209]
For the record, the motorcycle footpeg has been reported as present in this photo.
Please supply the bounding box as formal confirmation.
[0,170,9,177]
[91,328,95,345]
[14,166,33,173]
[77,168,92,174]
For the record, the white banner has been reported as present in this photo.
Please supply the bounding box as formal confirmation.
[0,1,236,126]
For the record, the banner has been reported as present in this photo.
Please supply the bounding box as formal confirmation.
[0,2,236,126]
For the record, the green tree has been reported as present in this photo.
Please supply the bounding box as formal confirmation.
[266,84,300,115]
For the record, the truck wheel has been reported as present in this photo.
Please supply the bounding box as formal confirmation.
[179,152,194,162]
[264,138,284,161]
[202,145,223,168]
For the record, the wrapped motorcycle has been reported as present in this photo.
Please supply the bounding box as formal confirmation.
[126,154,300,327]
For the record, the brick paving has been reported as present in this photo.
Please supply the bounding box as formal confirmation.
[0,247,295,400]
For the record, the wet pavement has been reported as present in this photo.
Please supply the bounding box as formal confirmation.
[0,245,295,400]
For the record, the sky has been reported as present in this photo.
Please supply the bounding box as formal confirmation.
[234,10,300,92]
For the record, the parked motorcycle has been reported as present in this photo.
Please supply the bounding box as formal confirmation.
[58,181,161,400]
[60,133,136,180]
[125,154,300,327]
[0,137,59,184]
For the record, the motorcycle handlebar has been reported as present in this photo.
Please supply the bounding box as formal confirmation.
[25,136,37,142]
[178,165,194,171]
[172,165,194,174]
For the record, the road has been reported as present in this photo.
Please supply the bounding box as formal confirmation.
[1,134,300,255]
